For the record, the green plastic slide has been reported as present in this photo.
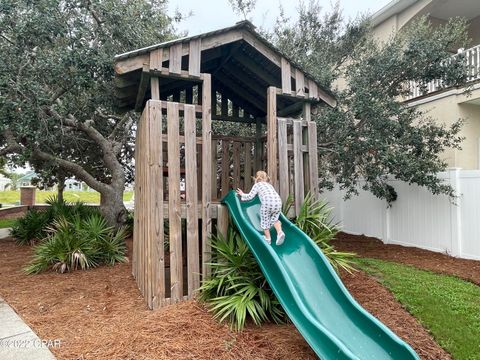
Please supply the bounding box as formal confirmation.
[222,190,420,360]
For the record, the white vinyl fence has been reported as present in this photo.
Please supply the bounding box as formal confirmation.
[321,168,480,261]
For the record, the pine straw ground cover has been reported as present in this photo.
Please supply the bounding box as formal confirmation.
[0,237,448,360]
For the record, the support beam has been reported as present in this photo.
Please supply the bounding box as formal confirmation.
[201,74,212,279]
[212,43,242,76]
[277,101,304,117]
[135,65,151,111]
[188,39,201,77]
[222,62,267,99]
[213,81,262,117]
[232,52,279,86]
[281,58,291,94]
[214,71,265,112]
[255,117,263,171]
[212,114,255,123]
[267,86,278,189]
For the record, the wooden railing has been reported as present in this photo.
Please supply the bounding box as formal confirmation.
[407,44,480,100]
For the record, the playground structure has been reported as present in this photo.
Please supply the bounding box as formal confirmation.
[113,21,336,309]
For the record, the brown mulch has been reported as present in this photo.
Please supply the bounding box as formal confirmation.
[0,237,449,360]
[333,232,480,285]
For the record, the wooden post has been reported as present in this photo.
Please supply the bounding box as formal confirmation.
[169,44,182,74]
[201,74,212,279]
[148,101,165,309]
[217,205,229,240]
[221,140,230,196]
[293,120,304,215]
[255,117,262,171]
[303,103,311,193]
[267,87,278,189]
[184,104,200,297]
[281,58,291,94]
[277,118,289,203]
[211,139,218,200]
[167,102,182,303]
[308,121,319,200]
[150,49,161,102]
[232,142,241,189]
[295,68,305,97]
[188,39,201,77]
[151,77,160,101]
[244,142,252,190]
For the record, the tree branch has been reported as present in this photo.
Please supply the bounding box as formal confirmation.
[0,129,23,156]
[31,148,109,193]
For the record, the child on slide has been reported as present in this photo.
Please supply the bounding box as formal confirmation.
[236,171,286,246]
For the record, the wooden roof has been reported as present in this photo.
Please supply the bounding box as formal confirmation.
[113,21,336,118]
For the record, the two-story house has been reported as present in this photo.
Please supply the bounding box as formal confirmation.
[372,0,480,169]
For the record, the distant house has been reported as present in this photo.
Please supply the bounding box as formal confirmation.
[15,171,92,192]
[64,178,83,191]
[0,175,11,191]
[17,171,37,187]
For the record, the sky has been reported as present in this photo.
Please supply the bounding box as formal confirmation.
[167,0,393,35]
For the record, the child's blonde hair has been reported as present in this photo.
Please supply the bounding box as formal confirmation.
[254,170,270,183]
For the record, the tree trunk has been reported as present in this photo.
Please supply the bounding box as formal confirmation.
[57,174,65,203]
[99,187,127,228]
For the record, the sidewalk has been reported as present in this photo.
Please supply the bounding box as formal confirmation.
[0,298,56,360]
[0,228,11,239]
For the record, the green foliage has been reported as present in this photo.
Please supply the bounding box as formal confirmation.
[200,195,354,330]
[357,258,480,360]
[10,209,51,245]
[199,228,288,331]
[228,0,257,20]
[10,196,101,245]
[0,1,180,224]
[284,193,357,273]
[25,213,127,274]
[269,1,470,203]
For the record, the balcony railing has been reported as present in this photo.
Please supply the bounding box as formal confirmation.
[406,44,480,100]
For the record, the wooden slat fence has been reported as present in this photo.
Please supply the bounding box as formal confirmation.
[277,117,319,215]
[211,136,257,200]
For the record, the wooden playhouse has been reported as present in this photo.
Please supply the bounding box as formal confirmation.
[113,21,336,309]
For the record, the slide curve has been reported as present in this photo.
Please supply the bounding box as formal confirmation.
[222,190,420,360]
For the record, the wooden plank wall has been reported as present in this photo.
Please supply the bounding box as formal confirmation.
[276,117,319,216]
[133,97,225,309]
[212,136,256,200]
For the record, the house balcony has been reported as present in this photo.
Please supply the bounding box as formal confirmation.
[406,44,480,101]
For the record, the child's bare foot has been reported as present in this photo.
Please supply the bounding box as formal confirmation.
[263,236,271,245]
[276,232,285,246]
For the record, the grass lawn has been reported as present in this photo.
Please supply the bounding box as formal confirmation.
[0,219,15,228]
[355,258,480,360]
[0,190,134,205]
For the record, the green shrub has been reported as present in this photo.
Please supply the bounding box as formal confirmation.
[199,227,288,331]
[200,194,356,331]
[25,214,127,274]
[284,193,357,273]
[10,196,101,245]
[10,209,51,245]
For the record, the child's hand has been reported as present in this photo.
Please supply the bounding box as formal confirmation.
[236,188,244,196]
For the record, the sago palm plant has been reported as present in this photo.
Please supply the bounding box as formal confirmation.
[10,209,51,245]
[25,216,98,274]
[25,214,127,274]
[199,227,288,331]
[285,193,357,273]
